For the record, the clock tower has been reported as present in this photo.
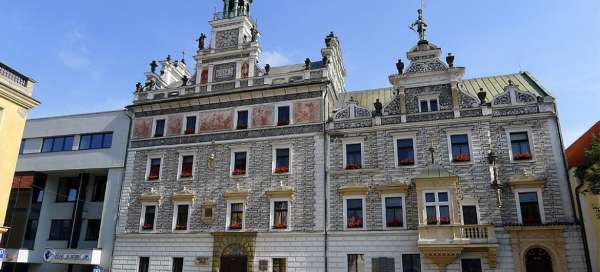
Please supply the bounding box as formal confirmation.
[194,0,261,92]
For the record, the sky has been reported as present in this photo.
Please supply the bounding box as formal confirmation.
[1,0,599,145]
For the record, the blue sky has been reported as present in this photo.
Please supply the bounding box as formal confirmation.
[1,0,598,145]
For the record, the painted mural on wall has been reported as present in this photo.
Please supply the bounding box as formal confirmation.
[201,69,209,84]
[241,62,249,79]
[252,105,274,127]
[132,118,152,139]
[200,110,233,131]
[167,115,183,136]
[294,100,321,124]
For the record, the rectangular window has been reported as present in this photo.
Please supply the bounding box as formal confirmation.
[420,100,429,112]
[173,257,184,272]
[510,132,532,160]
[232,151,247,176]
[91,176,107,202]
[462,205,478,225]
[272,201,289,229]
[85,219,101,241]
[41,136,74,153]
[346,198,364,229]
[277,106,290,126]
[518,192,542,224]
[236,110,249,130]
[461,259,482,272]
[402,254,421,272]
[273,258,287,272]
[185,116,197,134]
[425,192,450,225]
[148,158,161,180]
[450,134,471,162]
[419,99,439,113]
[19,139,26,154]
[229,202,244,230]
[274,148,290,174]
[372,257,395,272]
[142,205,156,231]
[385,196,404,228]
[79,132,113,150]
[347,254,365,272]
[49,219,72,240]
[180,155,194,178]
[345,143,362,170]
[24,219,38,240]
[430,99,439,112]
[174,204,189,231]
[396,139,415,166]
[56,178,78,202]
[139,257,150,272]
[154,119,166,137]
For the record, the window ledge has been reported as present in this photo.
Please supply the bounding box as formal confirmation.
[330,168,379,175]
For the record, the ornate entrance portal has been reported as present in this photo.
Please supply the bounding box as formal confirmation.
[212,232,256,272]
[525,248,553,272]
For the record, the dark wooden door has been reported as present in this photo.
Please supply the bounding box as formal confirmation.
[220,256,247,272]
[525,248,553,272]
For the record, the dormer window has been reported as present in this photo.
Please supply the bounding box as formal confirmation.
[419,98,439,112]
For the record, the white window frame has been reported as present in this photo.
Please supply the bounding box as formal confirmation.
[272,145,292,174]
[230,148,250,177]
[226,200,245,231]
[460,201,481,225]
[447,131,473,164]
[382,193,407,230]
[181,113,199,135]
[270,198,292,231]
[343,196,367,230]
[393,134,417,168]
[172,201,192,232]
[145,155,164,181]
[177,153,196,180]
[418,94,440,113]
[342,138,364,170]
[275,103,293,126]
[152,116,168,138]
[506,128,534,163]
[514,188,545,224]
[234,107,252,130]
[140,203,158,233]
[422,190,452,225]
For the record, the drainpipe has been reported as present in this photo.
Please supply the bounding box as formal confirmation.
[322,86,330,272]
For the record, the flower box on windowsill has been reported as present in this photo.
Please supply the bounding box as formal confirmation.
[398,159,415,166]
[426,218,438,225]
[142,224,154,231]
[272,223,288,230]
[347,218,363,229]
[513,152,532,161]
[175,224,187,231]
[236,124,248,130]
[345,164,362,170]
[277,120,290,126]
[184,128,195,135]
[228,223,242,230]
[386,219,403,228]
[147,175,159,181]
[274,166,289,174]
[232,169,246,176]
[439,216,451,225]
[452,154,471,163]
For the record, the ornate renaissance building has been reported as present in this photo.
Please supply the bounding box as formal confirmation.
[111,1,588,272]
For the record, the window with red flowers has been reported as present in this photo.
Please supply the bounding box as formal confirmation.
[184,116,196,135]
[232,151,247,176]
[450,134,471,162]
[424,192,451,225]
[510,132,532,161]
[228,202,244,230]
[180,155,194,178]
[274,148,290,174]
[272,201,289,230]
[384,196,404,228]
[345,143,362,170]
[141,205,156,231]
[346,198,364,229]
[147,158,161,180]
[396,138,415,166]
[174,204,189,231]
[236,110,249,130]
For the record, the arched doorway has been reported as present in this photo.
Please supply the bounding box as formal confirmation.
[220,244,248,272]
[525,248,553,272]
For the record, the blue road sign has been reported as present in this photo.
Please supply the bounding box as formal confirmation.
[0,248,6,262]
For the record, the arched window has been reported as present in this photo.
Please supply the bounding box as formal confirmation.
[525,247,553,272]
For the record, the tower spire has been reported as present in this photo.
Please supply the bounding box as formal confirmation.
[410,0,428,43]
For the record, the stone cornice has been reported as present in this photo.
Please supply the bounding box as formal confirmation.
[0,83,40,109]
[224,191,249,200]
[172,192,195,202]
[338,184,368,196]
[508,176,546,190]
[375,183,410,194]
[138,194,161,203]
[266,189,294,199]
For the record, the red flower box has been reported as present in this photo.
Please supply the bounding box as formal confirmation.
[345,163,361,170]
[272,223,288,229]
[175,224,187,230]
[347,218,363,228]
[236,123,248,130]
[439,216,451,225]
[228,222,242,230]
[274,166,289,174]
[398,158,415,166]
[386,219,403,227]
[185,128,195,135]
[277,120,290,126]
[142,223,154,230]
[514,152,532,160]
[426,218,438,225]
[180,170,193,178]
[452,154,471,162]
[147,174,159,180]
[232,168,246,176]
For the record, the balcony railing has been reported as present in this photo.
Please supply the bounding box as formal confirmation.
[0,63,28,87]
[213,8,253,22]
[418,224,496,245]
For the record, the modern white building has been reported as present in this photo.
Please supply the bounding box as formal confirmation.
[1,110,130,272]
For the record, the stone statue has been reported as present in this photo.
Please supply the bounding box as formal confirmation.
[181,75,189,86]
[250,26,259,42]
[477,88,487,105]
[322,55,329,65]
[144,79,155,91]
[150,61,158,73]
[410,9,428,41]
[325,31,335,47]
[446,53,455,68]
[396,59,404,74]
[166,55,172,63]
[264,64,270,75]
[135,82,143,93]
[373,99,383,117]
[197,33,207,50]
[305,58,311,70]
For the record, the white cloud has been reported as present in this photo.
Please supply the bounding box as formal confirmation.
[58,28,90,69]
[261,50,291,67]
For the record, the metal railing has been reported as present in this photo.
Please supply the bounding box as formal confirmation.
[213,8,252,21]
[0,63,28,87]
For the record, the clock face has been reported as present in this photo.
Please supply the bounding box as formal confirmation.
[215,29,239,49]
